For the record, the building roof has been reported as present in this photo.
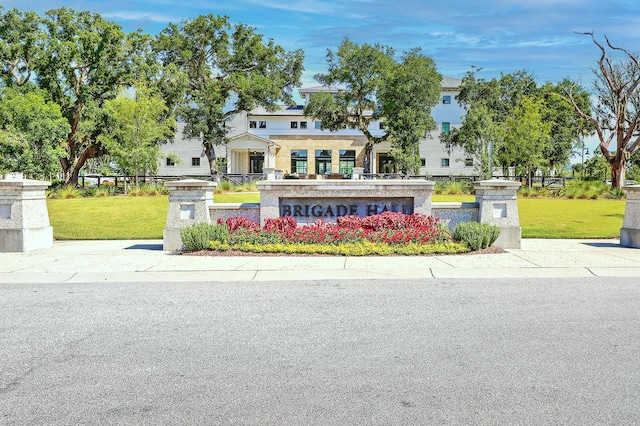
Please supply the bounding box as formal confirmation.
[297,76,461,97]
[441,76,462,89]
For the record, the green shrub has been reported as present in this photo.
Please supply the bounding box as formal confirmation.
[607,188,626,199]
[57,185,82,199]
[446,181,464,195]
[94,186,116,197]
[180,223,229,251]
[433,181,446,194]
[216,181,233,192]
[451,221,500,251]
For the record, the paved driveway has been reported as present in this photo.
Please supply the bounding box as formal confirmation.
[1,277,639,425]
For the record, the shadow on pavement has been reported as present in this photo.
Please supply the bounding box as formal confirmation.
[125,244,163,251]
[581,242,621,248]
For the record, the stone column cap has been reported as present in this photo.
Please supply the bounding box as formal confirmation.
[0,178,51,190]
[622,184,640,192]
[473,179,521,189]
[164,179,217,190]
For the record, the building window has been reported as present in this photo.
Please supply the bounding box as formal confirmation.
[249,120,257,129]
[442,95,451,104]
[315,149,332,175]
[300,121,307,129]
[339,150,355,175]
[191,157,200,167]
[421,158,426,167]
[166,158,175,167]
[442,122,451,135]
[259,121,267,129]
[290,149,308,175]
[315,121,322,129]
[465,158,473,167]
[441,158,450,167]
[290,121,298,129]
[378,153,396,174]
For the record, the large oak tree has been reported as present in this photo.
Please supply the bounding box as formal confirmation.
[154,15,304,177]
[303,38,441,174]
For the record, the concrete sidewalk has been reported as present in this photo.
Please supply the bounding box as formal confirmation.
[1,238,639,283]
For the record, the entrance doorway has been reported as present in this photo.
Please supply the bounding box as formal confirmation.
[249,151,264,173]
[378,153,397,173]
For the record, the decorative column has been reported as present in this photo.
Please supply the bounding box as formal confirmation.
[0,173,53,252]
[263,167,276,180]
[620,185,640,248]
[473,180,522,249]
[163,179,217,251]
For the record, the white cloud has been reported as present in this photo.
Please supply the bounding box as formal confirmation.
[102,11,179,23]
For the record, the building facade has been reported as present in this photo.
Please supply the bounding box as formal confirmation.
[158,76,472,178]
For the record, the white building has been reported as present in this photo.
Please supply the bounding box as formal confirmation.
[157,76,472,178]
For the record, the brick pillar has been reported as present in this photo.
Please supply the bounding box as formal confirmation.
[620,185,640,248]
[0,173,53,252]
[163,179,217,251]
[473,180,522,249]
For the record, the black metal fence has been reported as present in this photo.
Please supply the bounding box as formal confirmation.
[78,173,569,188]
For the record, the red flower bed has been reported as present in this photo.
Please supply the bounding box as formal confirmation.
[218,212,451,246]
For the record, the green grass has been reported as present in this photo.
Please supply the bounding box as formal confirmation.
[46,192,627,240]
[214,192,260,203]
[433,194,625,238]
[47,196,169,240]
[518,198,625,238]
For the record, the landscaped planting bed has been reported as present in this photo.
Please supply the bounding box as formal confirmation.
[180,212,499,256]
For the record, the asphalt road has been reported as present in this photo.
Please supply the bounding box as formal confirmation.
[1,277,639,425]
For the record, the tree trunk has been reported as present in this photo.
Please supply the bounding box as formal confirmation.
[363,144,372,174]
[610,157,626,189]
[204,143,218,178]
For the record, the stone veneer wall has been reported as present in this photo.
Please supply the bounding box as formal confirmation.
[165,178,521,250]
[432,202,479,229]
[210,202,479,230]
[210,203,260,224]
[257,180,435,227]
[621,185,640,248]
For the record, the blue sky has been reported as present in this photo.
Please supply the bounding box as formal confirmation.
[4,0,640,156]
[5,0,640,88]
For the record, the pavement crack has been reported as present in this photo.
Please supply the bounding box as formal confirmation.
[64,272,79,282]
[506,251,543,267]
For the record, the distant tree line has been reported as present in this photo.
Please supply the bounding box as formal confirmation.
[1,7,638,188]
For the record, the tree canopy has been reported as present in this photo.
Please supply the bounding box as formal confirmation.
[99,83,175,183]
[446,68,592,179]
[0,7,149,184]
[0,87,69,177]
[153,14,304,175]
[303,38,441,174]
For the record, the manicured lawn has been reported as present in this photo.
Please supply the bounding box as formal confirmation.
[47,196,169,240]
[214,192,260,203]
[433,194,625,238]
[518,198,625,238]
[46,193,627,240]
